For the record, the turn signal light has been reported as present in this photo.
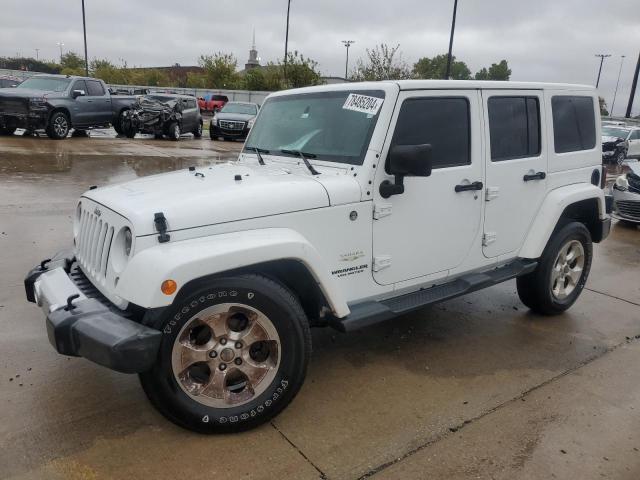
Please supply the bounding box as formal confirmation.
[161,280,177,295]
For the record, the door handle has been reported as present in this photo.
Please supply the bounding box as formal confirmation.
[523,171,546,182]
[455,181,483,193]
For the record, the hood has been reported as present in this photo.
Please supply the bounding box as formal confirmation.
[83,162,333,236]
[0,88,56,99]
[215,112,256,122]
[602,135,623,144]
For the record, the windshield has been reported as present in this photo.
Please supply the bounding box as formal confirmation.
[16,77,71,92]
[244,90,385,165]
[222,103,257,115]
[602,127,629,139]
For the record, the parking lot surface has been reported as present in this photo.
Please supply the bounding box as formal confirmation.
[1,134,640,479]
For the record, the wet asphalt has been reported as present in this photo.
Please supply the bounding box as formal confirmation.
[0,131,639,479]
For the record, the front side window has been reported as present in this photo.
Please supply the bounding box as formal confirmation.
[390,97,470,169]
[245,90,385,165]
[488,96,540,161]
[630,130,640,140]
[86,80,105,96]
[552,96,596,153]
[72,80,87,93]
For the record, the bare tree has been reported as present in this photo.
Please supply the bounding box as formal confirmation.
[351,44,412,81]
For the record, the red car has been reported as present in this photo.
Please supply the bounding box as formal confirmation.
[197,94,229,113]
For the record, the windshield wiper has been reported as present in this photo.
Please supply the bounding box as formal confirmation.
[244,146,269,165]
[280,149,320,175]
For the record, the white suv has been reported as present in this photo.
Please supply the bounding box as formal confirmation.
[25,81,611,433]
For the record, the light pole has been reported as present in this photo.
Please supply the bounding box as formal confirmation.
[595,53,611,88]
[284,0,291,85]
[342,40,355,80]
[56,42,64,63]
[445,0,459,79]
[82,0,89,76]
[610,55,625,117]
[35,48,40,61]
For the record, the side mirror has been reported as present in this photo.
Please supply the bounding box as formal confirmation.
[72,89,86,99]
[380,144,432,198]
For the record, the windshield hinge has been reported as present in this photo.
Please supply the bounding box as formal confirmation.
[154,212,170,243]
[373,255,392,272]
[373,203,392,220]
[482,232,497,247]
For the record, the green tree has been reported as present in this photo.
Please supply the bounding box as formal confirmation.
[352,44,412,81]
[244,68,268,90]
[413,54,471,80]
[60,51,86,75]
[474,67,490,80]
[199,52,241,89]
[486,60,511,80]
[283,51,321,89]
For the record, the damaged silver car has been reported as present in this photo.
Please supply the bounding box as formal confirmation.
[611,163,640,224]
[121,94,203,140]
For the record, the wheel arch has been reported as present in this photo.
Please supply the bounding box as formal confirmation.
[48,107,73,126]
[520,183,606,259]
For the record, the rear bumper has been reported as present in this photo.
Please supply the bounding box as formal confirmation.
[25,250,161,374]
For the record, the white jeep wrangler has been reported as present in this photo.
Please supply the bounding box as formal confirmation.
[26,81,611,433]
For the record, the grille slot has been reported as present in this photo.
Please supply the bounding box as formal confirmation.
[219,120,245,131]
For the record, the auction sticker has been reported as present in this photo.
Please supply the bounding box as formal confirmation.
[343,93,383,115]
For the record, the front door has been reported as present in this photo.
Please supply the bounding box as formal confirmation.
[372,90,483,285]
[481,90,548,258]
[628,129,640,157]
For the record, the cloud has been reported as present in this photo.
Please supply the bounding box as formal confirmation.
[1,0,638,114]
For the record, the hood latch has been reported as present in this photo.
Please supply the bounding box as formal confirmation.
[154,212,170,243]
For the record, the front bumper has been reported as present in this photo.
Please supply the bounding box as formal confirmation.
[611,187,640,223]
[211,124,251,138]
[0,111,48,130]
[25,250,162,374]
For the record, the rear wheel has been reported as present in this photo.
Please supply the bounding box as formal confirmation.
[46,111,70,140]
[193,122,203,138]
[517,222,592,315]
[140,274,311,433]
[113,110,128,135]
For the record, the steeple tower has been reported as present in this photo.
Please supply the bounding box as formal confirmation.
[245,29,260,71]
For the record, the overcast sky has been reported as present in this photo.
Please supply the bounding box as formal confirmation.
[2,0,639,115]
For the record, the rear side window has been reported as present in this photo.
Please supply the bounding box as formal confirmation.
[86,80,105,96]
[391,97,470,169]
[551,96,596,153]
[488,97,540,161]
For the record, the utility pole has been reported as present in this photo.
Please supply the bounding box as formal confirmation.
[56,42,65,63]
[625,51,640,118]
[445,0,459,79]
[35,48,40,60]
[342,40,355,80]
[595,54,611,88]
[610,55,625,117]
[82,0,89,76]
[284,0,291,86]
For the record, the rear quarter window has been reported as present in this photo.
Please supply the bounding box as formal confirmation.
[551,96,596,153]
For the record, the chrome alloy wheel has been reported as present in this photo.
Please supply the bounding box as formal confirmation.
[171,303,281,408]
[550,239,585,300]
[53,115,68,137]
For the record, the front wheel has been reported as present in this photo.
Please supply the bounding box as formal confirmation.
[46,111,70,140]
[140,274,311,433]
[168,122,181,141]
[193,122,203,138]
[517,222,592,315]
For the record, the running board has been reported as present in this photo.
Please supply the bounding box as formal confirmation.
[331,259,538,333]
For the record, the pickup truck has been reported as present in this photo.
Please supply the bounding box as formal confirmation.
[0,74,137,139]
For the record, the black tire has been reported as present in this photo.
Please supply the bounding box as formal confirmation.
[113,110,128,135]
[71,129,89,138]
[46,111,70,140]
[193,122,203,138]
[168,122,181,141]
[0,126,16,135]
[154,133,164,140]
[139,274,311,433]
[209,127,216,140]
[517,222,592,315]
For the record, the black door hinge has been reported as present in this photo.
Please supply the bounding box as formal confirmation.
[154,212,170,243]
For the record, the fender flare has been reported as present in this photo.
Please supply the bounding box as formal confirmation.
[115,228,350,317]
[519,183,606,259]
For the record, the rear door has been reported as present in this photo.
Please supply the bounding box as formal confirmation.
[84,80,112,125]
[481,90,547,258]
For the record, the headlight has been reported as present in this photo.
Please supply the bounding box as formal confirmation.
[29,97,47,109]
[614,175,629,191]
[212,116,218,125]
[616,141,627,148]
[124,227,132,256]
[248,119,255,129]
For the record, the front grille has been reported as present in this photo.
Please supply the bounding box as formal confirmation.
[219,120,245,131]
[0,98,29,115]
[616,200,640,219]
[69,264,135,318]
[602,143,617,152]
[76,207,114,282]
